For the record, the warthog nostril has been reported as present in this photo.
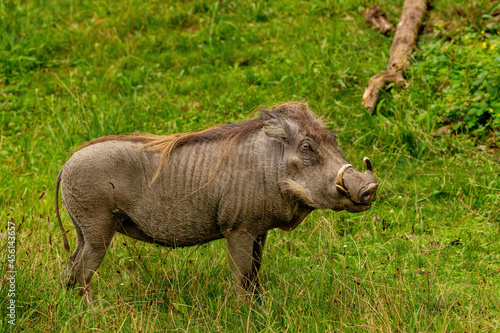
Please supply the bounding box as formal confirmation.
[360,183,378,204]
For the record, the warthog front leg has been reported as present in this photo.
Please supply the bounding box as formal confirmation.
[226,230,267,298]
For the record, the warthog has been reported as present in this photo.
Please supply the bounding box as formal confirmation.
[56,102,378,302]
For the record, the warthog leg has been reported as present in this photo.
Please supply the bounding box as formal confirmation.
[62,211,85,288]
[61,196,118,303]
[226,230,267,298]
[75,221,117,303]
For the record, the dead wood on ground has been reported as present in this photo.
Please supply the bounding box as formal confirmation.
[365,4,394,35]
[363,0,428,113]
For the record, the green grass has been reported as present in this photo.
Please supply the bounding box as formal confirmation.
[1,0,499,331]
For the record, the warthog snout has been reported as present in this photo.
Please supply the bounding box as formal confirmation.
[335,157,378,210]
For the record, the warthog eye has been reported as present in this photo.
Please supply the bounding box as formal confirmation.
[300,142,312,151]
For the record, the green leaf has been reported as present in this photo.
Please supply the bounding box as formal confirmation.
[468,108,478,115]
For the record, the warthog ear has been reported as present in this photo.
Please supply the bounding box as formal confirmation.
[261,109,295,143]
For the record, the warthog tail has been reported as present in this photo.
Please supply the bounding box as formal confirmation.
[55,168,70,254]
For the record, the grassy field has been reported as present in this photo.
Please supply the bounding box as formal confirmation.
[1,0,499,331]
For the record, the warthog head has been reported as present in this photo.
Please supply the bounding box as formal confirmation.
[262,104,378,213]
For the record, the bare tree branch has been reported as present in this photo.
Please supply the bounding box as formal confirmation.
[363,0,428,113]
[365,4,394,35]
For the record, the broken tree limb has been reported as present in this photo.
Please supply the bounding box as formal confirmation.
[363,0,428,113]
[365,4,394,35]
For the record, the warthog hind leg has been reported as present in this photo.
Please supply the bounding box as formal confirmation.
[62,214,85,288]
[61,204,118,303]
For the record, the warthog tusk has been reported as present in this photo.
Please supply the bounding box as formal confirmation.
[363,157,373,172]
[335,164,352,195]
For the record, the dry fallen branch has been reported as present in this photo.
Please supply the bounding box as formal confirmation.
[363,0,428,113]
[365,4,394,35]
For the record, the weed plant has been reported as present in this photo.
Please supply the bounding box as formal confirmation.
[1,0,499,332]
